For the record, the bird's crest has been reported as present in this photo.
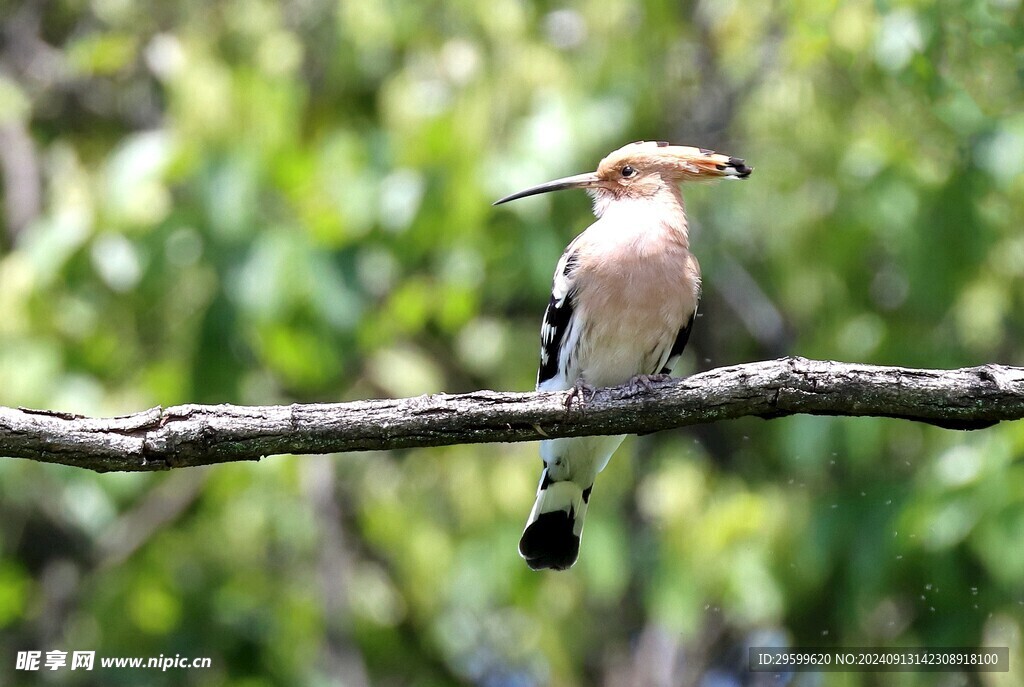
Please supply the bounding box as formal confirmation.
[597,140,752,182]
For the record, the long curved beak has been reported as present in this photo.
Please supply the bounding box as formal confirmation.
[492,171,600,206]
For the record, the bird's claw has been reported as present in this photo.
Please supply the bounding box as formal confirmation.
[564,379,597,411]
[619,373,672,398]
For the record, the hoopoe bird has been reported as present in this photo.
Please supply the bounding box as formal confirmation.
[494,140,752,570]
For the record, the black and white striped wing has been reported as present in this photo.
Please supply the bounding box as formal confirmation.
[537,239,583,391]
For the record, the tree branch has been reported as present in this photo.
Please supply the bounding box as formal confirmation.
[2,357,1023,473]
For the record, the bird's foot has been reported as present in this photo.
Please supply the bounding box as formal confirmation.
[619,373,673,398]
[564,379,597,411]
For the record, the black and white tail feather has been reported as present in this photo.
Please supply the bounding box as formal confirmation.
[518,434,623,571]
[519,471,590,570]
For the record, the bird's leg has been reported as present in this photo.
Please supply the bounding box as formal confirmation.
[564,378,597,411]
[620,373,673,398]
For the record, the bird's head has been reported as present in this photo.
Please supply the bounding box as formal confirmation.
[493,140,752,207]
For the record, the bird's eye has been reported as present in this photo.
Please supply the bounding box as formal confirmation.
[621,165,636,178]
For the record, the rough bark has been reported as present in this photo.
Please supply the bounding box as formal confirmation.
[1,357,1022,473]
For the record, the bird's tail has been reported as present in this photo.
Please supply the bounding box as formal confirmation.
[519,470,592,571]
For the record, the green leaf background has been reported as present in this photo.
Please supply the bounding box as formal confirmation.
[1,0,1022,684]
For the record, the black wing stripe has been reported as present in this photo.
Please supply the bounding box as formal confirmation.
[657,310,697,375]
[537,252,578,386]
[538,291,575,385]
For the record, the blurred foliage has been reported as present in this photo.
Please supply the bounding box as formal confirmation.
[1,0,1024,684]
